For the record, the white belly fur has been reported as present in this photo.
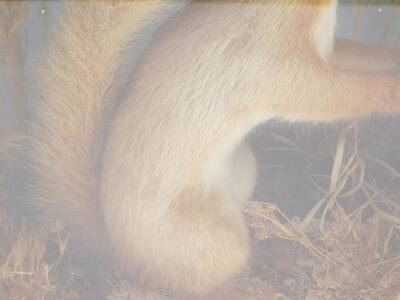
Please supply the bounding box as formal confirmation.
[313,0,338,60]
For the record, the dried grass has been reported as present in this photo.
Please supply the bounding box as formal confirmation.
[246,124,400,299]
[0,136,77,298]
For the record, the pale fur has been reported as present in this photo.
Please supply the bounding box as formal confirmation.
[313,0,337,60]
[32,1,170,252]
[32,0,400,298]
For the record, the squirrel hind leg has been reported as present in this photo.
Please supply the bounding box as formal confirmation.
[129,186,250,296]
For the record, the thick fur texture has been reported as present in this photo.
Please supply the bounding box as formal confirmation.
[32,0,400,297]
[32,1,170,252]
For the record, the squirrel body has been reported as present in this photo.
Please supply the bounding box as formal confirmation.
[32,0,400,296]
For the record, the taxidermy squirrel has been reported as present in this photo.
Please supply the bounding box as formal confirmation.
[31,0,400,297]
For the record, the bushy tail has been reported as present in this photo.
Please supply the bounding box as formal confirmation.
[31,0,168,253]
